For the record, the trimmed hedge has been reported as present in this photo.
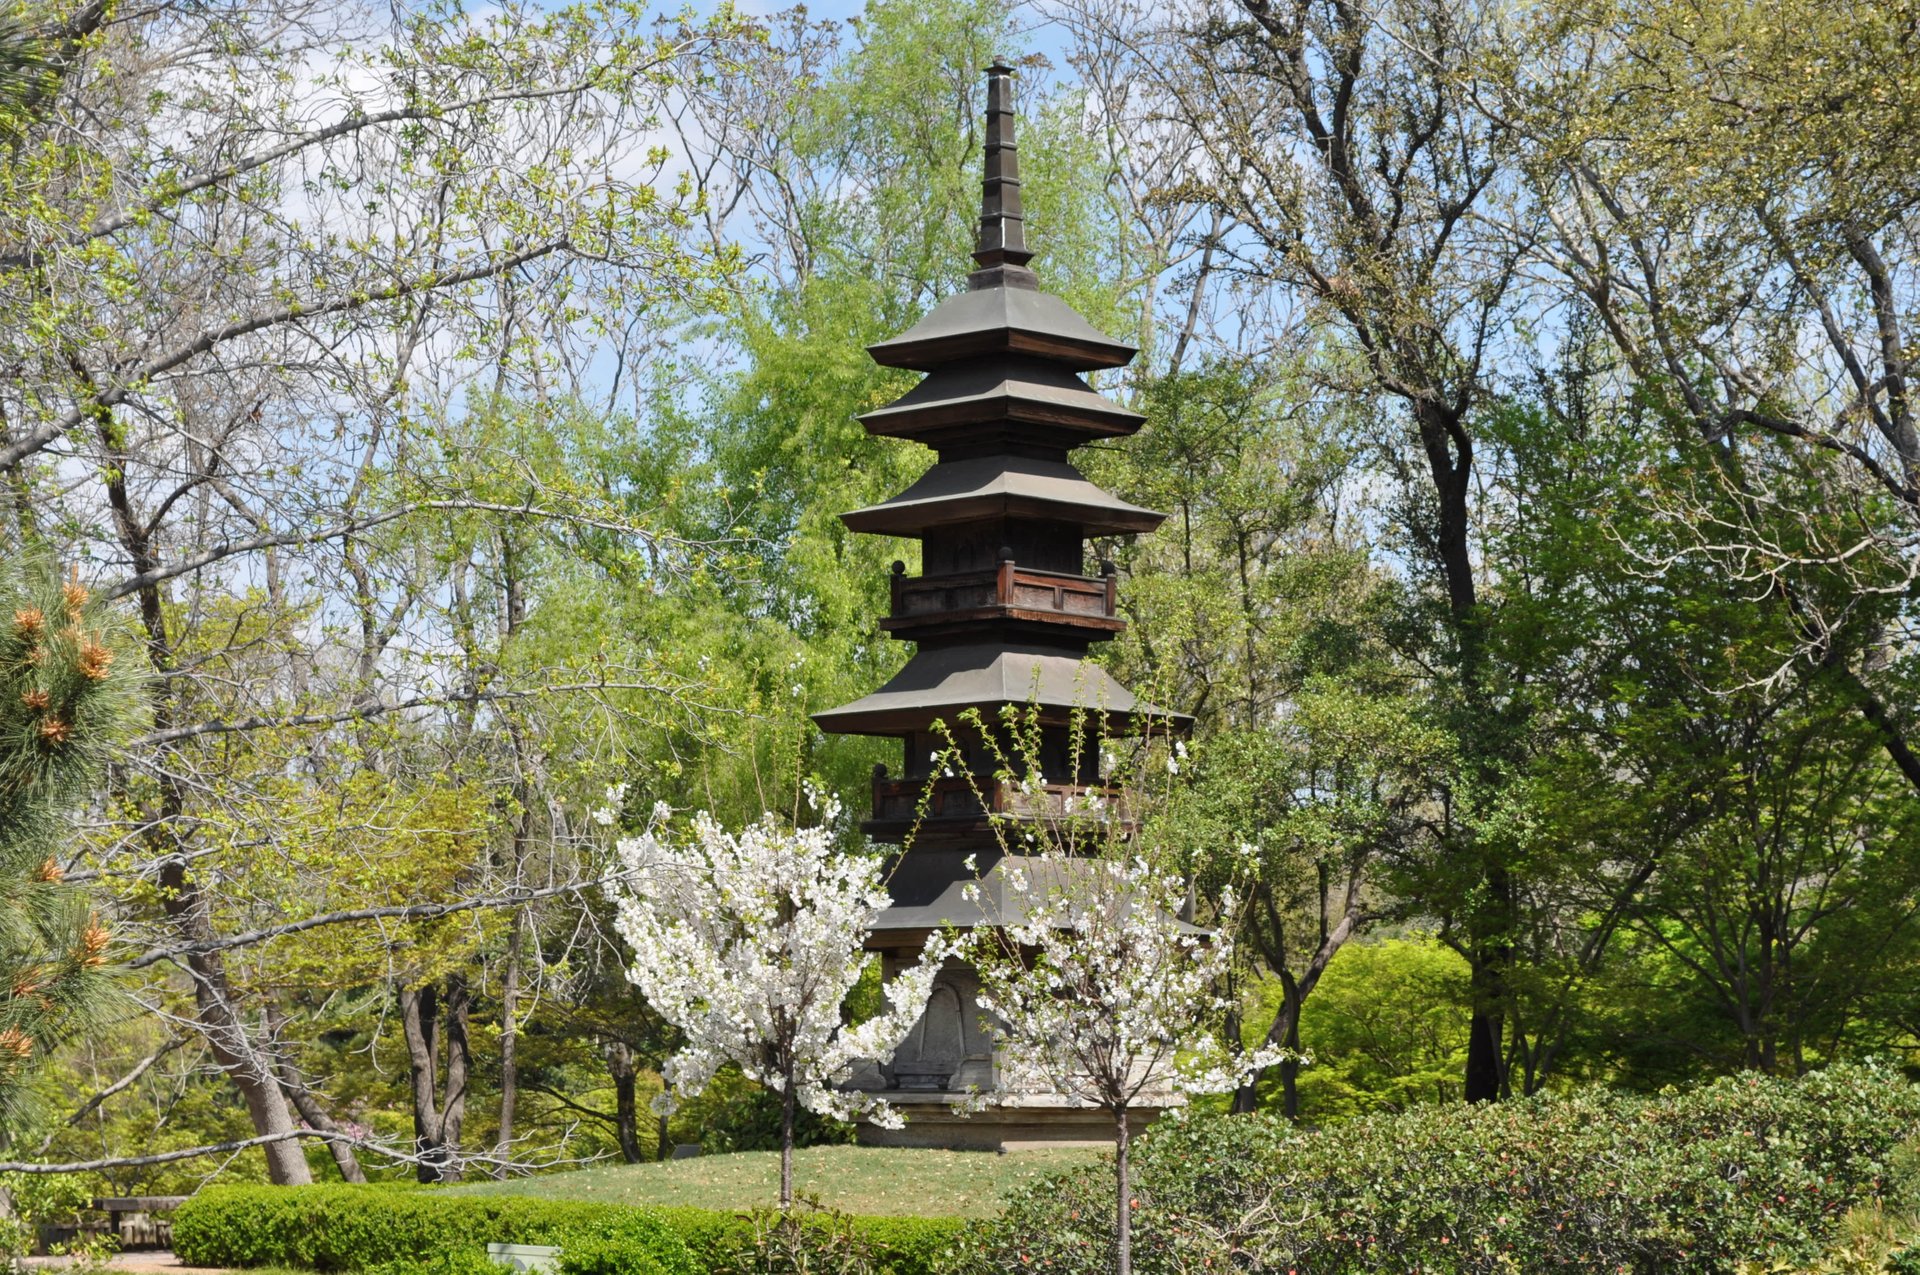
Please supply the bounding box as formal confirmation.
[956,1063,1920,1274]
[172,1065,1920,1273]
[171,1185,962,1275]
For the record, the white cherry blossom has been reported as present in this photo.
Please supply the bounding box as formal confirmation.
[961,854,1283,1275]
[608,796,948,1207]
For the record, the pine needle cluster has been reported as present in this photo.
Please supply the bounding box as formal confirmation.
[0,563,141,1134]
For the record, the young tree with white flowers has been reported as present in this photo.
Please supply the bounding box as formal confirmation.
[608,790,949,1207]
[961,851,1280,1275]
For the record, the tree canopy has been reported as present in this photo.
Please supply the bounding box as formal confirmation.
[0,0,1915,1190]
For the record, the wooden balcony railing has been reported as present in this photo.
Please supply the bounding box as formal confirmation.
[888,557,1118,626]
[867,774,1130,827]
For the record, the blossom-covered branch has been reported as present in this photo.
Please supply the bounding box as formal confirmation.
[607,788,949,1207]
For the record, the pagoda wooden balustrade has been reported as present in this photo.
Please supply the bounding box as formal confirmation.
[887,562,1117,626]
[868,774,1131,828]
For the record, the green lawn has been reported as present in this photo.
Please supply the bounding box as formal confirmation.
[442,1145,1100,1218]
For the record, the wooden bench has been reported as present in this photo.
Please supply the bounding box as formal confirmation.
[90,1197,188,1250]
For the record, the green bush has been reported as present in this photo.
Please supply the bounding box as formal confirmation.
[172,1189,698,1274]
[364,1250,501,1275]
[171,1184,961,1275]
[957,1063,1920,1274]
[683,1067,857,1155]
[603,1205,957,1275]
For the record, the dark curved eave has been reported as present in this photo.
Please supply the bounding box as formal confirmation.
[811,643,1192,737]
[858,359,1144,442]
[840,456,1165,537]
[868,286,1136,373]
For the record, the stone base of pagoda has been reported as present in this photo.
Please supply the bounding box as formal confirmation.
[854,1091,1175,1152]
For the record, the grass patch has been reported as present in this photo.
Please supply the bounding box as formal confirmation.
[441,1145,1098,1218]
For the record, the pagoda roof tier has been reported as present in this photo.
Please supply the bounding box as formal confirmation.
[862,850,1205,946]
[858,356,1144,450]
[867,285,1135,373]
[810,642,1192,737]
[840,455,1164,537]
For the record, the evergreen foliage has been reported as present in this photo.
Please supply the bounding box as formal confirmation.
[0,563,138,1133]
[171,1186,962,1275]
[959,1064,1920,1274]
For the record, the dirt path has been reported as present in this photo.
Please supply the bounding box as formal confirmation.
[24,1253,225,1275]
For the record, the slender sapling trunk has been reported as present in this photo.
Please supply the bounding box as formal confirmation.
[1114,1107,1132,1275]
[779,1064,797,1210]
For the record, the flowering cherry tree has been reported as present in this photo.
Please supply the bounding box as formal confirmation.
[962,852,1281,1275]
[608,790,948,1207]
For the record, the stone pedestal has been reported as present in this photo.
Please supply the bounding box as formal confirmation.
[857,1093,1165,1151]
[846,957,1178,1151]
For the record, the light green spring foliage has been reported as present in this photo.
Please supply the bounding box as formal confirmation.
[1509,0,1920,635]
[1518,0,1920,241]
[23,0,1920,1181]
[1277,935,1472,1121]
[0,563,141,1134]
[626,0,1141,824]
[1092,357,1368,724]
[1473,365,1920,1085]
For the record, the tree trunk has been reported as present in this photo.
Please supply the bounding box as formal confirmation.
[160,863,312,1185]
[1464,961,1506,1102]
[401,983,442,1182]
[443,974,472,1170]
[1114,1107,1132,1275]
[1464,862,1513,1102]
[93,382,312,1185]
[270,1028,366,1184]
[606,1041,643,1164]
[655,1112,671,1163]
[1279,1013,1303,1121]
[281,1080,366,1184]
[1232,904,1362,1115]
[1233,974,1298,1116]
[778,1067,796,1210]
[401,977,472,1183]
[492,911,524,1176]
[1413,398,1479,634]
[1412,396,1510,1106]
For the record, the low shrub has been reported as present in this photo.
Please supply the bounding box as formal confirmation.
[651,1203,959,1275]
[957,1062,1920,1274]
[173,1188,696,1275]
[171,1185,961,1275]
[364,1251,501,1275]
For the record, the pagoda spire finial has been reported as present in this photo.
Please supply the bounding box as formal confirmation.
[970,60,1038,291]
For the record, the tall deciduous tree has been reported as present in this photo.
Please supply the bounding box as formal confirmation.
[1481,376,1920,1082]
[1511,0,1920,795]
[0,0,740,1181]
[1118,0,1530,1100]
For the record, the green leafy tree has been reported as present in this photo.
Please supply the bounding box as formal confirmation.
[1509,0,1920,800]
[1287,934,1472,1120]
[1118,0,1533,1102]
[1473,340,1920,1086]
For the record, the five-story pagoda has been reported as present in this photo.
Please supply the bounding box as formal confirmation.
[813,62,1189,1150]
